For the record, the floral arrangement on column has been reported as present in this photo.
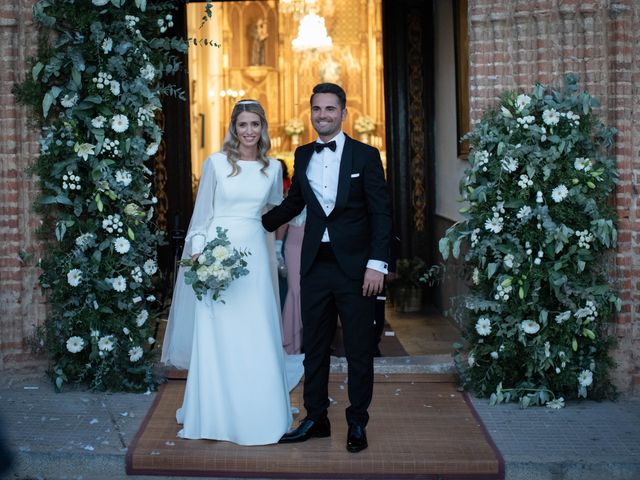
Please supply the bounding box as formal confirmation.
[13,0,190,391]
[284,118,304,147]
[439,74,620,407]
[354,115,375,135]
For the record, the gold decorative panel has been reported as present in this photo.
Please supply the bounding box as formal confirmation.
[186,0,385,181]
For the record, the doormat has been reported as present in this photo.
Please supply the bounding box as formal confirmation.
[126,374,503,479]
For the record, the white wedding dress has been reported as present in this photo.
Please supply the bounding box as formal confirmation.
[161,152,299,446]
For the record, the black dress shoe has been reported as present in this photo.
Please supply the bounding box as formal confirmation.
[346,424,368,453]
[279,417,331,443]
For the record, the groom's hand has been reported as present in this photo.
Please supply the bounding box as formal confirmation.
[362,268,384,296]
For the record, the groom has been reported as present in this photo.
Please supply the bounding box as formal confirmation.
[262,83,391,452]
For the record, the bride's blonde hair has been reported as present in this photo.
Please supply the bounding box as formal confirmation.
[222,100,271,177]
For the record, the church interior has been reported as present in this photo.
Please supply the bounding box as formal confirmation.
[185,0,387,183]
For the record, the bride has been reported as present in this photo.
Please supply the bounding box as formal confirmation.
[161,100,298,445]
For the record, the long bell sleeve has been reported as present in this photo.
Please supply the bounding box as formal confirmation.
[185,155,217,256]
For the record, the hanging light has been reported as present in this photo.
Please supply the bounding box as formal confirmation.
[291,12,332,52]
[280,0,317,19]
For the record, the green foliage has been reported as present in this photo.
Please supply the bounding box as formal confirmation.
[440,74,619,407]
[14,0,191,392]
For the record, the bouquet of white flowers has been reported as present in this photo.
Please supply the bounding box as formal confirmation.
[180,227,250,302]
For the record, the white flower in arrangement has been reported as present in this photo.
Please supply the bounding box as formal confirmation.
[91,115,107,129]
[578,369,593,387]
[551,184,569,203]
[111,114,129,133]
[90,329,100,338]
[92,71,113,90]
[490,351,499,359]
[575,229,594,249]
[128,346,144,362]
[211,246,229,261]
[102,137,121,156]
[92,0,109,5]
[484,214,504,234]
[565,111,580,126]
[75,233,95,250]
[131,266,143,283]
[66,336,85,353]
[98,335,115,352]
[125,15,140,29]
[111,275,127,292]
[110,80,121,96]
[475,317,492,336]
[67,269,82,287]
[515,94,531,111]
[470,228,481,247]
[143,142,159,157]
[542,108,560,126]
[555,311,571,324]
[136,309,149,327]
[495,283,512,301]
[123,327,130,335]
[521,320,541,334]
[574,157,592,172]
[114,237,131,254]
[140,64,156,81]
[516,205,532,221]
[60,93,78,108]
[474,150,490,169]
[143,259,158,276]
[101,37,113,53]
[146,294,156,302]
[504,254,515,269]
[102,214,124,234]
[539,125,548,142]
[516,115,535,129]
[62,171,81,191]
[147,337,156,345]
[74,142,95,161]
[467,354,476,367]
[115,169,132,187]
[472,267,481,285]
[545,397,565,409]
[536,190,544,203]
[501,156,518,173]
[517,174,533,189]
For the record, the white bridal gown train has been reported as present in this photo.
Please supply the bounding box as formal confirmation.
[161,153,302,446]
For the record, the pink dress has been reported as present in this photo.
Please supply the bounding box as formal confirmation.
[282,220,304,354]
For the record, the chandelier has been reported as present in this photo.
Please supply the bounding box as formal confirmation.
[291,12,332,52]
[280,0,317,20]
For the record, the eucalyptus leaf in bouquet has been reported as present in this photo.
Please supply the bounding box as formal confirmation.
[180,227,251,302]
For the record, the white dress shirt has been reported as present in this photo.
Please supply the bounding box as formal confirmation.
[306,131,387,274]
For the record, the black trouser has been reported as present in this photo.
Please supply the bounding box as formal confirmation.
[300,244,376,427]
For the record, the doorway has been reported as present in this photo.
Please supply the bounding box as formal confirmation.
[159,0,458,355]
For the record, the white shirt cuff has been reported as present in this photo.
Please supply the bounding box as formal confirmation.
[190,234,206,255]
[367,259,388,275]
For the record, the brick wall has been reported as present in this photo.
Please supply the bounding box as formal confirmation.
[468,0,640,395]
[0,1,46,373]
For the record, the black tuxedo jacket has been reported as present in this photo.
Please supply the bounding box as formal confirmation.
[262,134,392,280]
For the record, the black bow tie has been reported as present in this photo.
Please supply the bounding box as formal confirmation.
[313,140,337,153]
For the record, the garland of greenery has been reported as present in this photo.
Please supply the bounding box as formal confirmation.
[440,74,620,408]
[13,0,193,391]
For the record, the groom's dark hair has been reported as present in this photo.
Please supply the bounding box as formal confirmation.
[311,83,347,110]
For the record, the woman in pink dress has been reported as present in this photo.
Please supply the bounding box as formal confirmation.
[280,209,305,354]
